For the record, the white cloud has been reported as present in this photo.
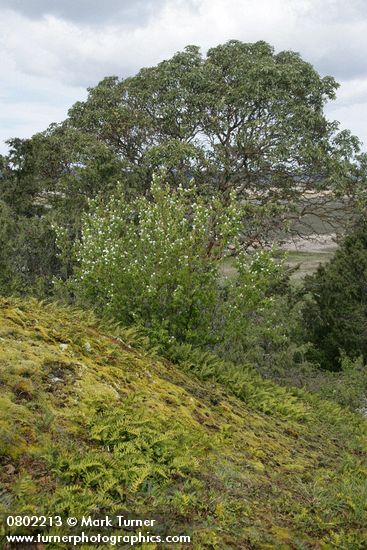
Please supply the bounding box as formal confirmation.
[0,100,69,145]
[330,79,367,108]
[326,101,367,149]
[0,65,86,153]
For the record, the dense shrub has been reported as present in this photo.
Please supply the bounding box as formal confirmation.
[303,221,367,369]
[0,201,60,296]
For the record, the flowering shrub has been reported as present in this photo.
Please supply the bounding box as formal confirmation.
[217,249,289,361]
[71,176,286,348]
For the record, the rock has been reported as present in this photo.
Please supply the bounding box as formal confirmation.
[48,375,63,383]
[84,341,92,353]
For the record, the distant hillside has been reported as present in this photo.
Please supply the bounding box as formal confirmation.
[1,298,366,548]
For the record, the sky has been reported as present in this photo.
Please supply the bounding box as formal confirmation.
[1,0,367,153]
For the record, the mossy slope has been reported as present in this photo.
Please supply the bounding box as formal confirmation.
[0,297,366,549]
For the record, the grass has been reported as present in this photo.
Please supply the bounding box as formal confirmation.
[285,249,336,280]
[0,297,366,548]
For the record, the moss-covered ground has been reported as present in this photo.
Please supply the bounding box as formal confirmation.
[0,297,366,549]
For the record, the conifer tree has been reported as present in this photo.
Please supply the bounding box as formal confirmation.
[303,221,367,369]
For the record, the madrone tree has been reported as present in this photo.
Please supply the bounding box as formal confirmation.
[66,40,366,240]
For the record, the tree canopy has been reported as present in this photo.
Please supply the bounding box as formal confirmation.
[66,41,366,214]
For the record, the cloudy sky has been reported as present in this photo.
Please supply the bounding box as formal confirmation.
[1,0,367,153]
